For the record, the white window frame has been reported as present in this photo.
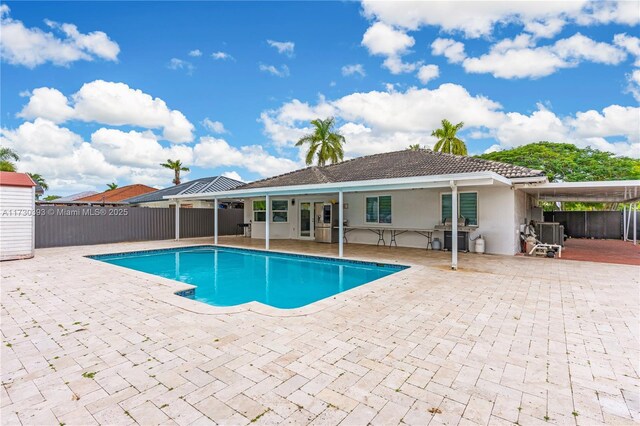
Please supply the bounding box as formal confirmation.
[271,199,289,223]
[253,199,266,222]
[440,191,479,226]
[365,195,392,225]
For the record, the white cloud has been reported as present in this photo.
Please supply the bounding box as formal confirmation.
[341,64,366,77]
[167,58,194,74]
[19,80,195,143]
[188,49,202,57]
[417,64,439,84]
[0,119,125,188]
[267,39,295,56]
[361,22,420,74]
[361,0,637,39]
[202,118,227,134]
[259,63,290,77]
[614,33,640,66]
[1,118,82,157]
[17,87,74,123]
[261,85,640,158]
[431,38,466,63]
[568,105,640,142]
[361,22,414,56]
[626,69,640,101]
[90,128,194,169]
[221,171,244,182]
[211,51,233,60]
[193,137,299,177]
[462,33,626,79]
[0,5,119,68]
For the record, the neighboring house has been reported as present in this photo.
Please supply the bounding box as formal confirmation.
[76,184,157,204]
[0,172,36,261]
[167,149,640,265]
[124,176,244,208]
[49,191,99,202]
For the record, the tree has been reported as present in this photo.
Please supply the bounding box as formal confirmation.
[477,142,640,211]
[0,147,19,172]
[408,144,422,151]
[43,195,61,201]
[160,159,190,185]
[27,173,48,200]
[431,119,467,155]
[106,182,118,190]
[296,117,346,166]
[477,142,640,182]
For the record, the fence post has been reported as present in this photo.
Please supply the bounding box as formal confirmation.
[175,200,180,240]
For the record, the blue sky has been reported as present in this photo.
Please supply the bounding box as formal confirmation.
[1,1,639,195]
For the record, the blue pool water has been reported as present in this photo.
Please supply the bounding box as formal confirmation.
[90,246,407,309]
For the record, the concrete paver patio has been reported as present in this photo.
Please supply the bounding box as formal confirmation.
[1,236,638,425]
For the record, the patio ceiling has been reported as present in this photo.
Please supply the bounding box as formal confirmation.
[165,171,514,201]
[517,180,640,203]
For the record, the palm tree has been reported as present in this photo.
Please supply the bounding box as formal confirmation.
[0,147,19,172]
[161,159,190,185]
[408,144,422,151]
[295,117,346,166]
[27,173,47,200]
[106,182,118,190]
[431,119,467,155]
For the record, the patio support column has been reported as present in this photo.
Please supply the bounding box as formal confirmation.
[451,181,458,270]
[214,197,218,245]
[623,205,627,241]
[338,191,344,258]
[175,200,180,240]
[634,204,637,246]
[265,194,270,250]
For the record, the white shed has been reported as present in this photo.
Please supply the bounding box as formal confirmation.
[0,172,36,261]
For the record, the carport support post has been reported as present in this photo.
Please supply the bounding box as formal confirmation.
[265,194,270,250]
[214,197,218,245]
[338,191,344,258]
[175,200,180,240]
[623,205,627,241]
[634,204,637,246]
[451,181,458,270]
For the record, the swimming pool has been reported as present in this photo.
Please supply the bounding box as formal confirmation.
[90,246,407,309]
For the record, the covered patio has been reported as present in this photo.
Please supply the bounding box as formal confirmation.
[168,171,516,270]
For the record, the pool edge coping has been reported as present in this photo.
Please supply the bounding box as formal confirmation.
[84,243,420,318]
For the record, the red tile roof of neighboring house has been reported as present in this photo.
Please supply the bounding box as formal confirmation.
[77,184,157,202]
[0,172,36,187]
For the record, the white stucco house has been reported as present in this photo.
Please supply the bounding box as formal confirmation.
[167,149,640,269]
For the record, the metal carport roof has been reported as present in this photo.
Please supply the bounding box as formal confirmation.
[517,180,640,203]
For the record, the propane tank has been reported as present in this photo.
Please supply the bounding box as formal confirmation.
[475,236,485,254]
[431,238,442,250]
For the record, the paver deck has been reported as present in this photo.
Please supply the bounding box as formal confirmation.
[1,237,638,425]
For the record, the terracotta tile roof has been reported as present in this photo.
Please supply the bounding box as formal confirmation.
[0,172,36,187]
[77,184,157,202]
[238,149,545,190]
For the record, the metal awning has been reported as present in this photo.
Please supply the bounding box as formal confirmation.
[517,180,640,203]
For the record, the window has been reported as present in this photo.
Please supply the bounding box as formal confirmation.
[253,200,266,222]
[252,199,288,222]
[366,195,392,224]
[441,192,478,226]
[271,200,288,223]
[459,193,478,226]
